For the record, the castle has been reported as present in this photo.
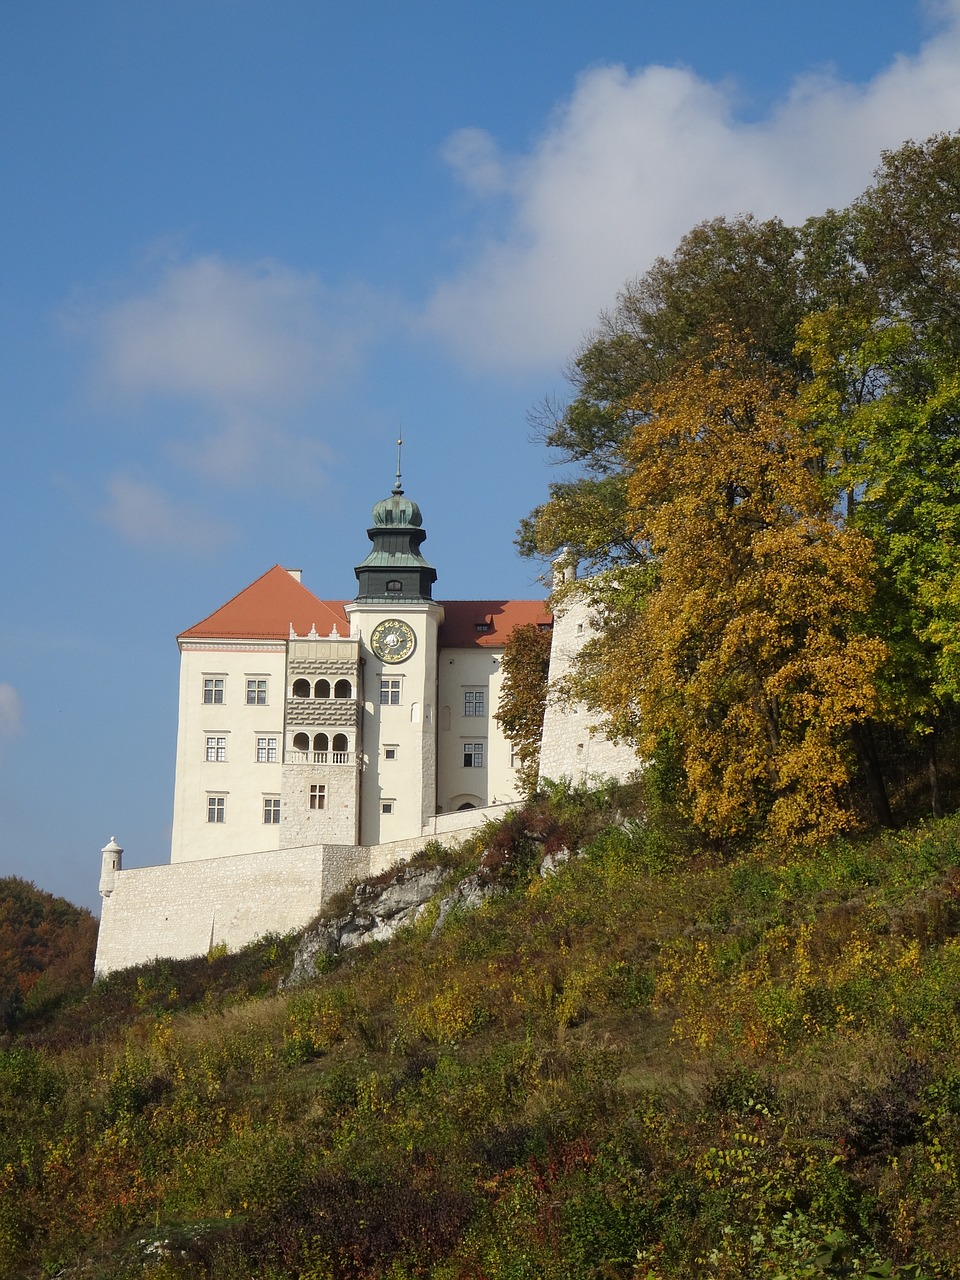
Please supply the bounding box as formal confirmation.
[94,472,639,976]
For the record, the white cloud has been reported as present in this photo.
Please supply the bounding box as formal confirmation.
[98,471,235,552]
[0,684,23,737]
[440,127,509,197]
[94,256,358,404]
[67,256,384,487]
[424,5,960,371]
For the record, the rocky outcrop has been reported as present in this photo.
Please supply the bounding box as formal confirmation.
[283,840,582,989]
[282,863,447,987]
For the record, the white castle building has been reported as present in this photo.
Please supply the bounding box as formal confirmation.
[94,477,638,976]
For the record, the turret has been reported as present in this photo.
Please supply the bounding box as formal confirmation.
[354,439,437,602]
[99,836,122,898]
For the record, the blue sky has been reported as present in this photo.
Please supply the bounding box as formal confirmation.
[3,0,960,911]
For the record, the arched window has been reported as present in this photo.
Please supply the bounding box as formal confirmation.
[314,733,328,752]
[332,733,349,763]
[292,679,310,698]
[293,732,309,753]
[334,679,351,699]
[386,579,402,593]
[315,679,330,699]
[457,802,476,811]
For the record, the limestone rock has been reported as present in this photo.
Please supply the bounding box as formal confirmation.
[282,862,448,987]
[539,846,572,877]
[431,874,503,935]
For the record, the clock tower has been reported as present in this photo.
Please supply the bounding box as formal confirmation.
[345,451,443,845]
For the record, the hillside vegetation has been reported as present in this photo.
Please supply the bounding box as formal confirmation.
[4,779,960,1278]
[0,878,97,1034]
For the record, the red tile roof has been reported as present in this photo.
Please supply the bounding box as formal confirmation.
[179,569,551,648]
[438,599,552,648]
[178,566,348,641]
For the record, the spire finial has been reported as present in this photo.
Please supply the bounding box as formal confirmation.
[393,435,404,495]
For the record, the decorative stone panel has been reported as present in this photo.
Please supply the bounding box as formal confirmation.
[285,698,359,729]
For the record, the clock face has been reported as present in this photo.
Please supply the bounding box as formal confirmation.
[371,618,416,664]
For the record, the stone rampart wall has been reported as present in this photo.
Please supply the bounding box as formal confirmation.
[95,802,515,977]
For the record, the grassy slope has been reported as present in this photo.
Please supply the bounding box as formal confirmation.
[3,783,960,1279]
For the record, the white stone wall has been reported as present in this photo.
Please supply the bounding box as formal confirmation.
[96,844,366,976]
[437,647,520,811]
[172,640,287,862]
[95,801,517,976]
[538,590,641,787]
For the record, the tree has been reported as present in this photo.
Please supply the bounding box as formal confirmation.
[797,134,960,810]
[496,623,553,796]
[569,334,886,843]
[519,214,813,572]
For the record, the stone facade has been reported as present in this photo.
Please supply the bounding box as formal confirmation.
[94,804,516,976]
[538,586,641,787]
[95,483,641,977]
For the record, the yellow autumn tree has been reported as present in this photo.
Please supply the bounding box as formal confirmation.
[574,332,886,843]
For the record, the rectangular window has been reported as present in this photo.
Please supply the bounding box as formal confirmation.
[246,678,267,705]
[381,800,394,814]
[379,678,401,705]
[256,736,278,763]
[203,677,224,704]
[309,784,326,810]
[207,795,225,823]
[464,689,485,716]
[384,744,398,761]
[463,742,484,768]
[263,798,280,824]
[205,736,227,762]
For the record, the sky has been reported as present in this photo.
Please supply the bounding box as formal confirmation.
[3,0,960,913]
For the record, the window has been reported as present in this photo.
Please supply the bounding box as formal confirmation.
[205,736,227,762]
[256,736,278,763]
[386,579,402,593]
[381,800,394,814]
[475,621,491,633]
[203,677,224,704]
[246,678,267,705]
[315,679,330,698]
[379,678,401,705]
[293,732,310,753]
[207,795,225,823]
[463,742,484,768]
[263,797,280,824]
[464,689,485,716]
[334,679,352,699]
[384,744,398,761]
[310,784,326,810]
[292,678,311,698]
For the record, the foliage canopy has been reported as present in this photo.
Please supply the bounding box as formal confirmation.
[526,132,960,842]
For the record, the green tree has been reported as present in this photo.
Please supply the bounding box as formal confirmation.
[798,134,960,811]
[519,214,811,573]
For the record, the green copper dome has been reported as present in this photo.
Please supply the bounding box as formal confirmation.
[370,487,423,529]
[354,454,437,603]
